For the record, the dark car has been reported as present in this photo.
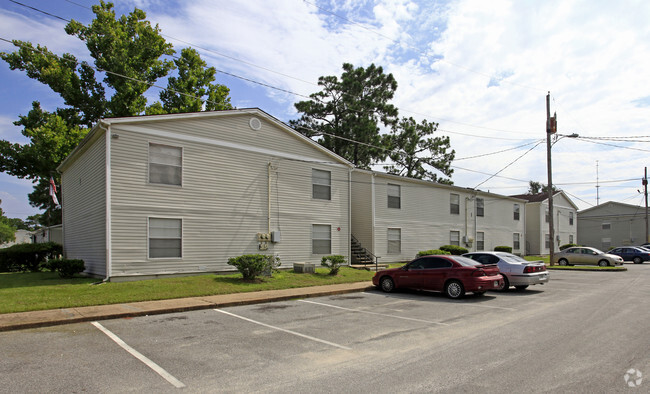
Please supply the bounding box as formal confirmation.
[608,246,650,264]
[372,255,504,299]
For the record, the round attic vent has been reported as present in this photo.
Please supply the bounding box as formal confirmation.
[249,117,262,131]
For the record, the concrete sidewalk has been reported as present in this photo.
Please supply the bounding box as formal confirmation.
[0,282,375,332]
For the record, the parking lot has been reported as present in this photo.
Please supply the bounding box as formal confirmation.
[1,265,649,393]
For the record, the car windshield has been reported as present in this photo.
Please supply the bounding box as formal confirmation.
[497,253,528,263]
[451,256,483,267]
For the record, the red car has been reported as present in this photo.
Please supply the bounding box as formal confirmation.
[372,255,504,299]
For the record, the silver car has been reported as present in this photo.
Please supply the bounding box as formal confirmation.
[552,246,623,266]
[463,252,549,291]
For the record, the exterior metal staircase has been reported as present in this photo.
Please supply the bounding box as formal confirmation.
[351,235,386,271]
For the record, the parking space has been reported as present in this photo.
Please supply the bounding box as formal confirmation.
[1,265,649,392]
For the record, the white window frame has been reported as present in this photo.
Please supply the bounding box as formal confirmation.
[513,233,520,250]
[312,169,331,200]
[312,224,331,254]
[476,231,485,251]
[148,217,182,259]
[476,198,484,217]
[569,211,574,225]
[387,228,401,254]
[569,234,574,244]
[450,193,460,215]
[514,204,520,221]
[149,143,182,186]
[387,184,401,209]
[450,230,460,246]
[545,234,550,249]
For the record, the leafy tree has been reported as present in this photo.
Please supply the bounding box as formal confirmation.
[0,207,17,244]
[291,63,398,168]
[0,1,232,223]
[528,181,558,195]
[384,117,455,184]
[146,48,232,114]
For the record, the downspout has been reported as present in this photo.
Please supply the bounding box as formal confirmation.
[268,162,272,235]
[348,168,352,264]
[102,121,111,282]
[371,173,376,254]
[474,194,478,251]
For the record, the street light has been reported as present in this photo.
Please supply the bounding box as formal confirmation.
[546,92,579,265]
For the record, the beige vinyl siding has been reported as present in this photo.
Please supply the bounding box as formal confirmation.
[107,114,349,277]
[351,171,373,252]
[61,131,107,276]
[525,202,542,254]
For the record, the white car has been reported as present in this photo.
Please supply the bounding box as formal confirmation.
[463,252,549,291]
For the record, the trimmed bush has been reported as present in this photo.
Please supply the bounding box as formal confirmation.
[0,242,62,272]
[417,249,451,257]
[559,243,577,251]
[439,245,468,255]
[494,246,512,253]
[47,258,85,278]
[321,255,346,275]
[227,254,279,280]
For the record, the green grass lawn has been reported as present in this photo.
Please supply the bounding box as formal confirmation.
[0,267,375,314]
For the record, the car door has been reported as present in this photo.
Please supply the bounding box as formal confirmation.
[581,248,599,265]
[396,259,426,289]
[418,257,453,291]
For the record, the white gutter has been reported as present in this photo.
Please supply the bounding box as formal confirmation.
[103,122,112,282]
[348,168,352,264]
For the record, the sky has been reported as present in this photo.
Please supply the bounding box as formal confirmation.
[1,0,650,219]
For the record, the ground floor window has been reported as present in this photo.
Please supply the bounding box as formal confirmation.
[312,224,331,254]
[388,228,401,254]
[513,233,520,250]
[569,234,574,244]
[149,217,182,258]
[450,230,460,246]
[476,232,484,250]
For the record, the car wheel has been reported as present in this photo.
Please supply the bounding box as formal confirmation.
[499,275,510,292]
[515,285,529,291]
[445,280,465,299]
[558,259,568,266]
[379,276,395,293]
[598,260,609,267]
[633,256,642,264]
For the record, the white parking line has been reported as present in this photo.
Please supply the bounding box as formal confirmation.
[362,291,518,311]
[91,322,186,389]
[214,309,351,350]
[299,300,450,325]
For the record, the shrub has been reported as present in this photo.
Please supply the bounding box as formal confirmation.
[0,242,62,272]
[439,245,468,255]
[559,243,577,251]
[417,249,451,257]
[321,255,346,275]
[494,246,512,253]
[47,258,85,278]
[227,254,279,280]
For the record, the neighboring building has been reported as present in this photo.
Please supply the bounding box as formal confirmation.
[0,229,32,248]
[31,225,63,244]
[577,201,649,249]
[352,170,528,262]
[58,109,353,281]
[510,192,578,255]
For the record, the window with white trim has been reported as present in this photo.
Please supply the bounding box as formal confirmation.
[312,169,331,200]
[387,228,401,254]
[569,211,574,225]
[476,198,484,217]
[450,193,460,214]
[569,234,574,244]
[545,210,549,223]
[450,230,460,246]
[513,233,520,250]
[149,218,182,258]
[387,184,401,209]
[149,143,182,185]
[476,232,485,250]
[514,204,520,221]
[312,224,331,254]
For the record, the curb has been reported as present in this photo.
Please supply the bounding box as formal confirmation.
[0,283,376,332]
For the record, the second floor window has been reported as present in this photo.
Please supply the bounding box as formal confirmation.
[149,143,182,186]
[450,193,460,214]
[569,212,574,225]
[476,198,484,217]
[312,169,331,200]
[514,204,520,220]
[387,184,401,209]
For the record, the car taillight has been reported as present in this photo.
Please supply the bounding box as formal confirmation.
[472,269,486,277]
[524,265,546,273]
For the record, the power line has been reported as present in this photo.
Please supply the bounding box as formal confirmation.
[473,140,546,190]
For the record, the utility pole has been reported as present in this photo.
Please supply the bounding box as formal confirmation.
[546,92,556,265]
[643,167,650,242]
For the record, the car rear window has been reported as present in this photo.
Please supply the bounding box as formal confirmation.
[498,253,527,263]
[451,256,483,267]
